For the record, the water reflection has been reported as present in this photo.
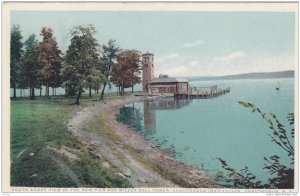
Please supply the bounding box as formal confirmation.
[117,97,191,138]
[144,100,156,135]
[145,97,191,110]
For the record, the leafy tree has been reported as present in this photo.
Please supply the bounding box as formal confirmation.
[87,65,103,98]
[38,27,62,97]
[216,102,294,189]
[62,24,102,105]
[20,34,40,100]
[110,50,141,95]
[99,39,119,100]
[17,65,28,98]
[10,24,23,99]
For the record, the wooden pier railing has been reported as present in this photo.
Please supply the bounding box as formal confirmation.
[175,86,230,99]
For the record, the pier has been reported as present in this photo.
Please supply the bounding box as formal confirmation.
[174,86,230,99]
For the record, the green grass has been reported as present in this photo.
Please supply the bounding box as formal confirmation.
[10,95,131,187]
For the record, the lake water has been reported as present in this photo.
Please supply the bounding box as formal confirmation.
[117,78,295,185]
[10,84,142,97]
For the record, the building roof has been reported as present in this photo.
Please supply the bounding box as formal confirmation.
[149,77,188,83]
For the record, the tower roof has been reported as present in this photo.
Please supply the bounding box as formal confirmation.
[142,51,154,56]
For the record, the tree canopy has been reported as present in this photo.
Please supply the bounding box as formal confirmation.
[38,27,63,97]
[20,34,40,100]
[100,39,120,100]
[61,24,102,104]
[10,24,23,99]
[110,50,141,95]
[10,24,143,100]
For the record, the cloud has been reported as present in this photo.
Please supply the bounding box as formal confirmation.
[250,53,294,72]
[154,51,295,77]
[156,60,203,77]
[155,53,179,63]
[182,40,204,48]
[157,65,192,77]
[213,51,246,62]
[189,60,199,66]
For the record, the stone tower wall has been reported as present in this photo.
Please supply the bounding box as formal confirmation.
[142,53,154,91]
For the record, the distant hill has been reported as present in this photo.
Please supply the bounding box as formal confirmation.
[185,70,294,81]
[217,70,294,80]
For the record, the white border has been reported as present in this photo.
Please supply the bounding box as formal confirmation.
[2,1,299,193]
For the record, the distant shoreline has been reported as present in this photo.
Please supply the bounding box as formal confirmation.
[182,70,295,81]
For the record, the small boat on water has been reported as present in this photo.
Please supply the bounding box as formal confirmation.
[276,74,280,90]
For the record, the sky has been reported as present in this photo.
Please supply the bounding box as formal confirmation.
[11,11,296,77]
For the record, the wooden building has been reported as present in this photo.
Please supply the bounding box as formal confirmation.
[147,75,189,95]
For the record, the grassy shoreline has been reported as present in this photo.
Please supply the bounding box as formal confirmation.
[10,94,132,187]
[10,93,219,188]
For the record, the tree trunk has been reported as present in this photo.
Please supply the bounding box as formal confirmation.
[32,87,35,100]
[52,87,54,96]
[100,82,107,100]
[120,87,124,95]
[29,86,32,100]
[46,82,49,97]
[89,85,92,98]
[20,89,22,98]
[55,88,56,96]
[132,85,134,93]
[96,86,99,94]
[120,81,124,95]
[13,84,16,99]
[30,85,35,100]
[74,88,82,105]
[39,84,42,96]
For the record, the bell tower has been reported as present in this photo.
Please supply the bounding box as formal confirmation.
[142,51,154,92]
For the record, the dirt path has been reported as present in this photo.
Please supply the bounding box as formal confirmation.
[67,95,222,188]
[67,95,176,187]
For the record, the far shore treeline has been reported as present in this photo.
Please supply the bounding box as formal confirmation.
[10,24,142,104]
